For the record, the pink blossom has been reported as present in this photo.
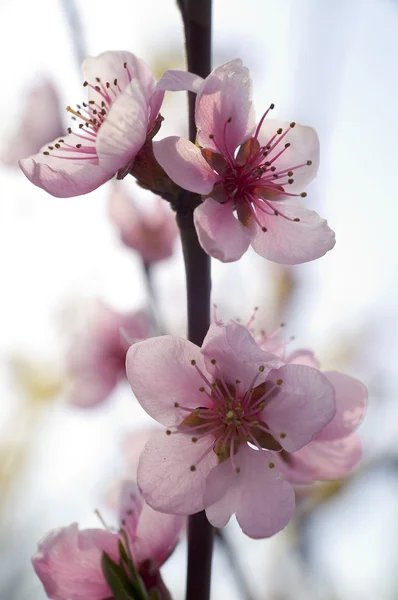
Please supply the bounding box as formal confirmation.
[255,329,368,483]
[153,59,336,264]
[67,301,151,407]
[108,183,178,264]
[1,78,64,167]
[126,323,336,538]
[19,51,201,198]
[32,481,182,600]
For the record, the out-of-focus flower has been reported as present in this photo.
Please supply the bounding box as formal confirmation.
[19,51,201,198]
[1,78,64,167]
[108,184,178,264]
[154,59,335,264]
[67,301,151,407]
[10,354,64,406]
[32,480,182,600]
[126,322,336,538]
[106,429,159,510]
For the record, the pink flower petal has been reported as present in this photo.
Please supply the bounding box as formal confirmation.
[134,502,184,566]
[257,120,319,193]
[293,432,362,480]
[196,59,256,156]
[193,198,251,262]
[156,70,204,93]
[204,445,295,538]
[202,322,283,390]
[96,80,149,173]
[315,371,368,442]
[19,151,112,198]
[263,364,336,452]
[83,51,157,105]
[126,336,211,427]
[286,349,321,369]
[250,199,336,264]
[137,431,218,514]
[153,137,219,194]
[272,452,315,485]
[32,524,118,600]
[118,481,144,543]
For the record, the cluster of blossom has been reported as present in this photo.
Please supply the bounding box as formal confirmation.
[18,50,366,599]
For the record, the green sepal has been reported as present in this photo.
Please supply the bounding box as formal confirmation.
[101,552,148,600]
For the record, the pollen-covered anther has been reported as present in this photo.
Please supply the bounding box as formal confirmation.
[166,430,171,436]
[268,462,275,469]
[210,359,217,365]
[190,465,196,472]
[280,432,287,439]
[300,192,307,198]
[307,160,312,166]
[276,379,283,385]
[191,437,198,443]
[259,365,265,372]
[290,122,296,128]
[293,218,300,222]
[174,402,180,408]
[190,359,196,365]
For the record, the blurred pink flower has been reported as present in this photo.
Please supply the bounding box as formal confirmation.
[32,480,182,600]
[1,78,64,167]
[255,326,368,483]
[126,322,336,538]
[154,59,335,264]
[108,184,178,264]
[67,301,151,407]
[19,51,200,198]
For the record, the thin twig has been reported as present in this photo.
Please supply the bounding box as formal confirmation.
[59,0,87,68]
[216,529,256,600]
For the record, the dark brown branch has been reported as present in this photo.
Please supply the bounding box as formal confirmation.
[176,2,213,600]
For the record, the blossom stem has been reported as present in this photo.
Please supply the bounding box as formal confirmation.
[215,530,256,600]
[177,2,213,600]
[59,0,87,68]
[142,261,165,335]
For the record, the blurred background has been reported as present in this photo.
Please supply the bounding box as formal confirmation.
[0,0,397,598]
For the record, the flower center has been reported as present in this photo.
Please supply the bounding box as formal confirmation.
[203,104,313,229]
[169,359,285,473]
[41,62,131,164]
